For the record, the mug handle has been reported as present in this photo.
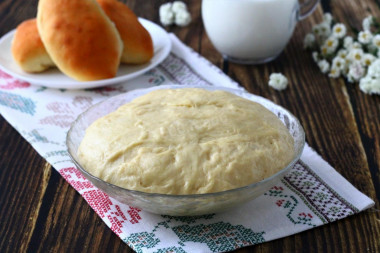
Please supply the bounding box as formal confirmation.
[297,0,320,20]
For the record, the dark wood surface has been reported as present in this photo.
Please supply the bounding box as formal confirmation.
[0,0,379,252]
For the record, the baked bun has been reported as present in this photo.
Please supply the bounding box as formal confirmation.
[97,0,154,64]
[37,0,123,81]
[11,19,55,73]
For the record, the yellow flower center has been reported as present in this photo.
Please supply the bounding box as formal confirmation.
[335,27,342,33]
[355,54,361,60]
[376,41,380,47]
[327,40,334,47]
[365,59,371,65]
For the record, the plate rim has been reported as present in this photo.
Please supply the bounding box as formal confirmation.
[0,18,172,89]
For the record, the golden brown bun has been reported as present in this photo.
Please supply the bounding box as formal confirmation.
[37,0,123,81]
[97,0,154,64]
[11,19,55,73]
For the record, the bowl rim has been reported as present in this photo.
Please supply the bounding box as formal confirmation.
[66,84,305,199]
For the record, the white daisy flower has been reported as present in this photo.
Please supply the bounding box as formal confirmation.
[332,57,346,70]
[268,73,288,90]
[362,53,376,67]
[318,59,330,73]
[172,1,187,13]
[344,36,354,49]
[352,42,363,49]
[347,62,365,82]
[367,44,378,54]
[323,12,333,25]
[320,45,331,57]
[159,3,174,26]
[372,34,380,48]
[319,22,331,38]
[367,59,380,78]
[304,33,316,49]
[329,67,341,78]
[358,30,373,44]
[312,51,319,62]
[341,64,349,76]
[337,49,348,59]
[313,22,331,39]
[160,2,191,27]
[348,48,364,62]
[332,23,347,38]
[175,9,192,26]
[362,15,373,31]
[312,24,321,36]
[359,76,380,95]
[323,36,339,53]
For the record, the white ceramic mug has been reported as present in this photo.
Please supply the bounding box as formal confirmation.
[202,0,319,64]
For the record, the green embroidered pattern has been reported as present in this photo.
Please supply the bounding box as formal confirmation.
[159,54,212,86]
[173,222,265,252]
[265,186,317,227]
[161,214,215,224]
[127,214,264,252]
[125,232,160,253]
[0,91,36,115]
[45,150,68,158]
[284,162,358,222]
[144,69,166,86]
[21,129,62,146]
[154,246,186,253]
[35,86,47,92]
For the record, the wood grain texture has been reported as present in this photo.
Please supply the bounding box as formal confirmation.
[331,0,380,206]
[0,0,379,252]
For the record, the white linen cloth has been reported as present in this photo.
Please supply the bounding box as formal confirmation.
[0,34,374,253]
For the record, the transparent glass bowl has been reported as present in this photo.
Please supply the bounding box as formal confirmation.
[66,85,305,216]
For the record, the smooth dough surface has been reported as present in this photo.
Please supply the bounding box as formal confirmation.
[78,88,295,194]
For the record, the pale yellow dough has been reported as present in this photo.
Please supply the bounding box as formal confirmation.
[77,88,295,194]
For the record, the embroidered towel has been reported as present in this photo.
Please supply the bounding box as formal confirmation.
[0,34,374,253]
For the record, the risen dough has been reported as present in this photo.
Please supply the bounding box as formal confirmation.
[77,88,295,194]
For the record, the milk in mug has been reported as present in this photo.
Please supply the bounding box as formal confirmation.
[202,0,299,63]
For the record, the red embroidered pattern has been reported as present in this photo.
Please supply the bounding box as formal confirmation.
[0,70,30,89]
[40,96,93,128]
[59,167,142,235]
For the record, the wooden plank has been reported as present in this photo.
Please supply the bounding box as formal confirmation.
[0,0,378,252]
[203,1,380,252]
[24,168,132,253]
[0,0,37,34]
[0,119,50,252]
[331,0,380,205]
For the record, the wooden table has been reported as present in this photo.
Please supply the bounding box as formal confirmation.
[0,0,379,252]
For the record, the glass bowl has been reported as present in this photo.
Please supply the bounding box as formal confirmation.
[66,85,305,216]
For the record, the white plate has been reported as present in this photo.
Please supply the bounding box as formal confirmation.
[0,18,171,89]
